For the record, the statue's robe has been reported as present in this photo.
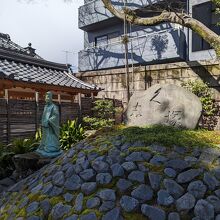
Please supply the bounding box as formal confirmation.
[36,103,63,157]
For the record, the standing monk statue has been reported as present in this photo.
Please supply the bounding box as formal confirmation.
[36,91,63,157]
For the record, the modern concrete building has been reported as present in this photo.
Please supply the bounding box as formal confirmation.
[78,0,220,72]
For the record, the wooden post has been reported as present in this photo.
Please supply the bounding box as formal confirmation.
[58,94,61,124]
[35,92,39,132]
[91,92,94,117]
[78,93,82,123]
[5,89,10,144]
[91,92,94,100]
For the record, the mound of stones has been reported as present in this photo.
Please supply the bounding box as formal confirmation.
[1,134,220,220]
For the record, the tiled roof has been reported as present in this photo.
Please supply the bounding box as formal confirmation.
[0,33,99,91]
[0,58,98,90]
[0,33,42,59]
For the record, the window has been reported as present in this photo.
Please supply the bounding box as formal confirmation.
[192,2,220,52]
[95,35,108,46]
[95,32,120,47]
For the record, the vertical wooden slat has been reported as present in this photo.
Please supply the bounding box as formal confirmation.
[58,94,61,124]
[35,92,39,132]
[5,89,10,144]
[78,93,82,122]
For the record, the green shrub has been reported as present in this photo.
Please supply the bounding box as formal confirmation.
[10,138,39,154]
[181,80,217,116]
[83,116,115,130]
[60,119,85,150]
[83,99,122,130]
[0,138,39,179]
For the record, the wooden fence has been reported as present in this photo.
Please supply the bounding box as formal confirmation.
[0,97,123,144]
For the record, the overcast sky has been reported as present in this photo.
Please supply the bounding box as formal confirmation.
[0,0,84,70]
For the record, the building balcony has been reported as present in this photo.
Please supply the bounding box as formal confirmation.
[78,28,186,72]
[78,0,164,31]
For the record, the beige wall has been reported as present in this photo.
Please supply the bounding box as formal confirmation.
[77,60,220,104]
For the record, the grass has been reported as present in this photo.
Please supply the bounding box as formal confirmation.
[120,125,220,148]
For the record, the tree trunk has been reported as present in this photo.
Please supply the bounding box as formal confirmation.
[102,0,220,56]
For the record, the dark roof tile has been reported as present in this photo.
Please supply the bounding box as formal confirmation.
[0,58,98,91]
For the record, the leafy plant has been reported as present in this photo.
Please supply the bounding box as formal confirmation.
[60,119,85,150]
[35,128,42,142]
[83,116,115,130]
[83,99,122,130]
[0,138,39,179]
[181,80,217,116]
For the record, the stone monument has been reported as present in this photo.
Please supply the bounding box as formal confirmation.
[125,84,202,129]
[36,91,63,157]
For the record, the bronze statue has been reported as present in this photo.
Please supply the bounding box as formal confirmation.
[36,91,63,157]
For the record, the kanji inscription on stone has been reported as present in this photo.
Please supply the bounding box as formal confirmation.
[164,110,183,127]
[130,102,142,118]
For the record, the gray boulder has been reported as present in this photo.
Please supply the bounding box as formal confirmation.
[176,193,196,212]
[194,199,214,220]
[92,161,109,173]
[131,184,153,202]
[206,195,220,213]
[63,193,74,202]
[164,168,176,178]
[168,212,180,220]
[163,179,184,199]
[79,169,96,181]
[165,159,189,171]
[98,189,116,201]
[86,197,100,209]
[96,173,112,185]
[125,84,202,129]
[65,215,78,220]
[99,201,115,212]
[120,195,139,212]
[64,174,82,191]
[141,204,166,220]
[121,162,137,172]
[102,208,123,220]
[148,172,162,191]
[187,180,207,199]
[81,182,97,195]
[177,169,202,183]
[51,203,71,220]
[26,202,39,213]
[157,190,174,206]
[74,193,84,212]
[203,172,219,191]
[52,171,65,186]
[80,212,97,220]
[150,155,167,165]
[128,170,145,183]
[111,163,124,177]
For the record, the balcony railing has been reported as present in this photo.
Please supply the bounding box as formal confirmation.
[78,28,186,71]
[78,0,164,30]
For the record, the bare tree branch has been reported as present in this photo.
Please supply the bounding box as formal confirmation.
[102,0,220,56]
